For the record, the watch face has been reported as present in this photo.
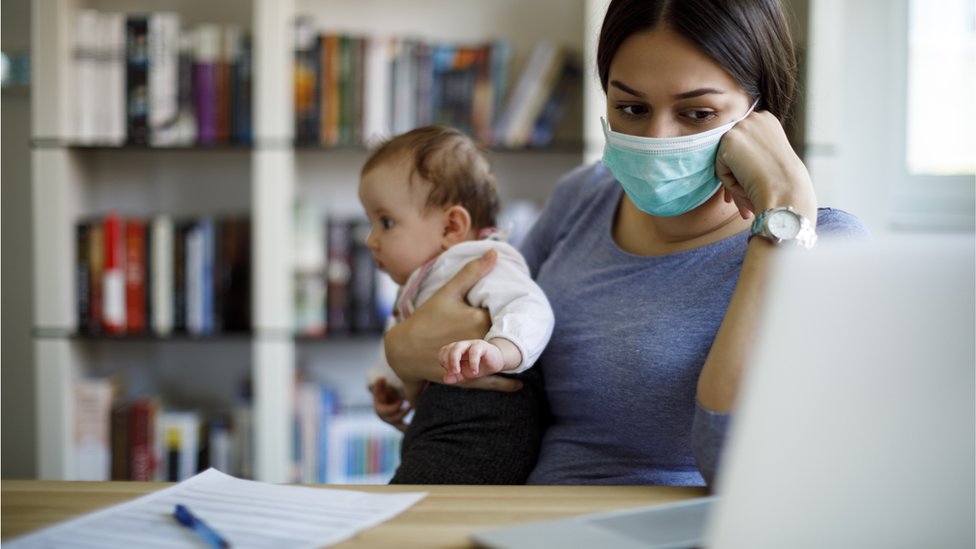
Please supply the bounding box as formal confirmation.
[768,210,801,240]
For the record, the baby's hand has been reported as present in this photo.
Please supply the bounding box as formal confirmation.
[438,339,505,384]
[369,378,411,432]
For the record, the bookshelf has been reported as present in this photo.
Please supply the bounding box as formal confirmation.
[31,0,586,483]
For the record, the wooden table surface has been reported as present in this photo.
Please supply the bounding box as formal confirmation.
[1,479,707,548]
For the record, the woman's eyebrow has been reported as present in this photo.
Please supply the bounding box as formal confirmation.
[672,88,725,100]
[609,81,726,100]
[609,80,645,97]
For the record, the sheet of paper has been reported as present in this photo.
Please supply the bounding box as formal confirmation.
[6,468,426,549]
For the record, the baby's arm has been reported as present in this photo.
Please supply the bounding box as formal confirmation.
[427,240,554,383]
[367,319,417,429]
[439,337,522,384]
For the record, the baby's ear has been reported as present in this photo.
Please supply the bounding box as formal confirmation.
[442,205,472,249]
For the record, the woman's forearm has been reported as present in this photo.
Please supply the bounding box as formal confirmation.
[383,307,489,384]
[696,238,776,412]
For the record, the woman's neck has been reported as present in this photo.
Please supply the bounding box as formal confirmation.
[612,193,752,256]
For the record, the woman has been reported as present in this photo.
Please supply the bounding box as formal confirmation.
[379,0,869,486]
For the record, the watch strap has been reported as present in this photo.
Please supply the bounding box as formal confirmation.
[749,207,817,249]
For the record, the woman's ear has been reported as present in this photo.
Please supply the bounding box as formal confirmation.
[441,205,472,249]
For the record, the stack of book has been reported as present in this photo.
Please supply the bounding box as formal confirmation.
[72,9,251,147]
[293,205,394,338]
[293,381,402,484]
[293,19,580,148]
[72,378,247,482]
[75,213,251,337]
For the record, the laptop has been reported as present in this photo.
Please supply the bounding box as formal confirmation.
[472,235,975,549]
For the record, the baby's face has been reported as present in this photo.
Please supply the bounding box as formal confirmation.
[358,156,446,285]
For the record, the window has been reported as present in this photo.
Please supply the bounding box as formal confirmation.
[906,0,975,176]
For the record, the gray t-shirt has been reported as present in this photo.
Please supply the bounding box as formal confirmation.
[519,162,870,486]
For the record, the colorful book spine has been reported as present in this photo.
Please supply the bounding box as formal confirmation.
[151,215,174,335]
[231,34,253,144]
[102,213,126,334]
[326,218,351,335]
[349,219,382,333]
[76,221,93,333]
[193,25,221,145]
[128,398,157,481]
[125,15,150,145]
[147,12,182,146]
[124,218,147,333]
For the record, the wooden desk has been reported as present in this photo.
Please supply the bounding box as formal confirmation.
[1,480,706,548]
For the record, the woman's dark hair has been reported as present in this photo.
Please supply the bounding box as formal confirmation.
[596,0,798,123]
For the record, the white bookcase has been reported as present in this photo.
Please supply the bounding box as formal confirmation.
[31,0,587,482]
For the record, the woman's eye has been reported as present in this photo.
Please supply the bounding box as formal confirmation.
[681,110,718,123]
[615,104,649,118]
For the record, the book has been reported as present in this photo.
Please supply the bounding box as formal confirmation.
[361,35,393,145]
[73,10,100,143]
[216,25,241,144]
[147,12,182,146]
[528,54,582,147]
[173,33,198,145]
[150,215,174,335]
[494,41,567,148]
[102,213,126,334]
[128,398,158,481]
[320,33,342,146]
[326,218,352,334]
[348,219,382,333]
[215,216,251,332]
[76,221,93,333]
[231,34,253,144]
[159,410,201,481]
[185,218,216,335]
[125,15,150,145]
[102,12,128,145]
[293,17,318,145]
[389,38,417,135]
[205,415,232,474]
[293,200,326,337]
[172,218,193,333]
[88,220,106,334]
[110,400,130,480]
[193,25,221,145]
[124,218,147,333]
[294,380,323,483]
[73,378,115,481]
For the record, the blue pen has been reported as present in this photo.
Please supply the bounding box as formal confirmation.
[173,504,232,549]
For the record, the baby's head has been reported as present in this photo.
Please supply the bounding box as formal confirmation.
[358,125,500,285]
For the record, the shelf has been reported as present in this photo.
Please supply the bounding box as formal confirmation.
[33,328,382,343]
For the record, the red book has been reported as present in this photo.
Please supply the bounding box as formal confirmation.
[125,219,147,333]
[102,213,126,334]
[128,398,156,481]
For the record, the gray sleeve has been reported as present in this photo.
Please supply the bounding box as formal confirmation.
[692,401,732,487]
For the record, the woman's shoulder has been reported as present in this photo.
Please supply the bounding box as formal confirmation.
[549,161,616,203]
[816,207,872,241]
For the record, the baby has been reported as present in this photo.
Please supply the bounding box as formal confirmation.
[360,125,553,483]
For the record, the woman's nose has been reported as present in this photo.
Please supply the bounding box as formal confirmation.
[644,115,681,138]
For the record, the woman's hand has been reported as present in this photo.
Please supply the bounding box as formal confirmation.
[370,378,412,432]
[383,249,524,394]
[715,110,817,222]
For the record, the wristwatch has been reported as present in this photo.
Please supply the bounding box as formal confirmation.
[749,207,817,249]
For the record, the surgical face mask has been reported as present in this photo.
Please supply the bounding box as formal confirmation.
[601,101,757,217]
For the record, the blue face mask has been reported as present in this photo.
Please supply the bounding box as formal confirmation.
[601,102,757,217]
